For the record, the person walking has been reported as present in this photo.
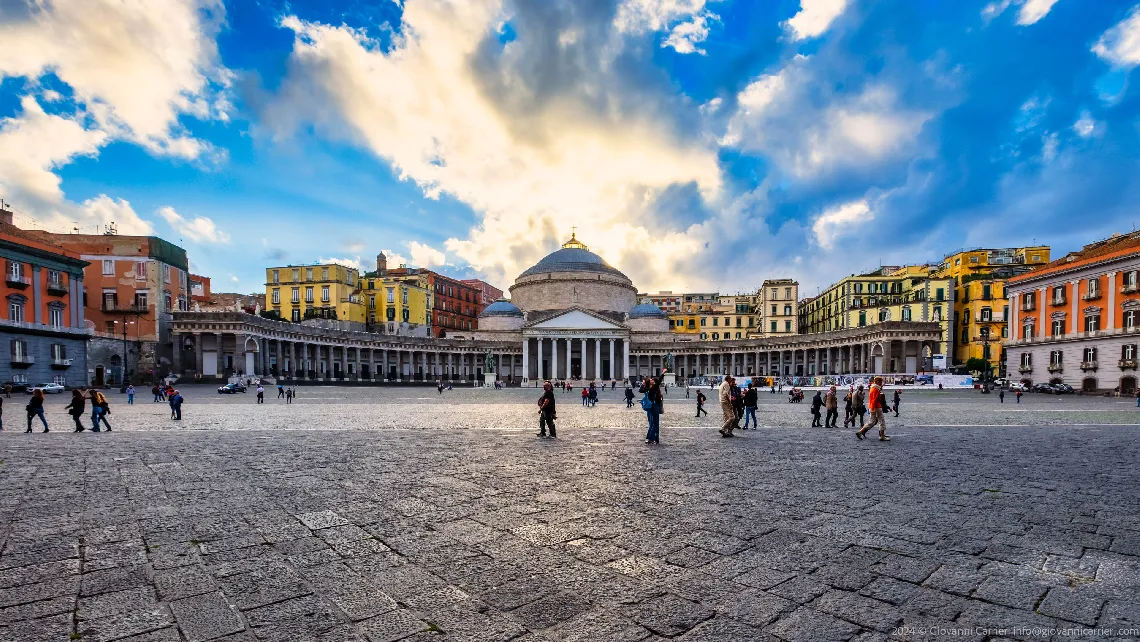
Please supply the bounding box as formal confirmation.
[126,384,135,405]
[1016,389,1022,403]
[999,389,1005,403]
[171,390,183,420]
[285,387,293,404]
[624,386,634,408]
[824,385,839,428]
[730,380,744,430]
[537,381,557,438]
[695,389,708,417]
[90,390,112,432]
[4,382,11,398]
[640,376,663,444]
[278,384,285,399]
[65,389,86,432]
[843,387,854,427]
[856,377,890,441]
[892,390,901,417]
[581,387,589,406]
[26,389,48,433]
[741,382,758,430]
[152,384,161,403]
[256,384,265,404]
[810,391,823,427]
[718,376,736,437]
[853,385,867,428]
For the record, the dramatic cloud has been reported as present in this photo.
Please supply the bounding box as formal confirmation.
[812,199,871,249]
[158,206,231,244]
[1093,6,1140,67]
[406,241,447,268]
[0,96,105,204]
[0,0,230,158]
[784,0,849,41]
[268,0,722,290]
[722,58,934,180]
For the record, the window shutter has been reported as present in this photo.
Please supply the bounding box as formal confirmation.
[61,344,67,359]
[9,339,14,356]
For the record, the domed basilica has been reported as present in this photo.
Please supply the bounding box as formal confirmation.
[472,233,671,382]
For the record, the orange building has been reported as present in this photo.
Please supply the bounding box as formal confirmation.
[1005,231,1140,394]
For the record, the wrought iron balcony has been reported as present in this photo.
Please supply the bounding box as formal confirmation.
[1047,363,1063,373]
[1021,302,1036,312]
[1122,284,1138,294]
[1082,291,1102,301]
[5,274,30,289]
[1051,295,1067,306]
[10,355,34,366]
[100,304,148,314]
[50,358,72,368]
[47,280,68,296]
[1119,359,1137,370]
[1017,365,1032,374]
[1080,360,1098,371]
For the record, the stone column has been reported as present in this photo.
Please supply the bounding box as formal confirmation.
[608,339,615,381]
[552,338,559,380]
[1106,272,1117,331]
[216,332,226,377]
[1070,280,1079,334]
[537,339,544,380]
[594,338,601,380]
[521,339,529,381]
[623,339,630,380]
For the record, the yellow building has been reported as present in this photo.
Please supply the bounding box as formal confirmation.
[798,265,955,361]
[932,246,1050,373]
[266,263,365,324]
[360,274,432,336]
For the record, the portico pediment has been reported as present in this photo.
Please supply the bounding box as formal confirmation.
[525,308,627,331]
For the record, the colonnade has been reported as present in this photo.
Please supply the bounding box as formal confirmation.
[524,336,627,381]
[631,340,931,379]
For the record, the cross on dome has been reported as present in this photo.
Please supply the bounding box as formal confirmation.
[562,230,588,250]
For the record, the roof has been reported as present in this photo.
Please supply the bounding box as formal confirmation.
[628,302,667,319]
[519,246,630,280]
[1008,231,1140,284]
[480,299,524,317]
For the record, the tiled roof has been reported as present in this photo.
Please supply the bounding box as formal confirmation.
[1009,231,1140,283]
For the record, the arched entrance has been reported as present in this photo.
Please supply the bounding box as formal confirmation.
[1121,376,1137,396]
[1082,377,1098,393]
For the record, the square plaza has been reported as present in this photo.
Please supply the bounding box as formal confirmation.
[1,386,1138,642]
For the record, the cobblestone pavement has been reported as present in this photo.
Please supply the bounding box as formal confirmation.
[1,387,1139,641]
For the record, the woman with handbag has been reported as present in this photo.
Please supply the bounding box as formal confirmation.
[639,376,663,445]
[26,389,48,433]
[65,389,86,432]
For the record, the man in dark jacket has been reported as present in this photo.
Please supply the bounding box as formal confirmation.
[730,381,744,429]
[537,381,557,438]
[810,391,824,427]
[741,382,758,429]
[824,385,839,428]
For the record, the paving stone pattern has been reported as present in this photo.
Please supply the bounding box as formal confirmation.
[0,387,1138,641]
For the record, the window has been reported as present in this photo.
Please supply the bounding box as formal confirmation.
[1052,319,1064,336]
[1084,347,1097,363]
[1001,325,1008,338]
[854,283,863,293]
[970,256,979,263]
[1003,305,1009,321]
[387,288,395,304]
[1085,314,1100,332]
[51,344,66,361]
[981,307,992,322]
[960,287,970,303]
[770,321,777,332]
[321,286,330,302]
[688,319,695,328]
[47,269,60,287]
[784,287,791,299]
[136,262,146,280]
[305,287,314,303]
[961,328,969,344]
[291,288,299,303]
[736,317,742,327]
[1126,310,1138,330]
[982,284,992,300]
[1052,285,1065,303]
[901,307,912,321]
[11,339,28,359]
[46,307,61,328]
[1087,278,1099,297]
[163,264,171,284]
[134,290,148,309]
[784,320,792,332]
[1124,271,1138,290]
[369,296,375,310]
[9,301,24,322]
[291,309,301,322]
[711,332,719,340]
[735,332,741,339]
[102,289,117,310]
[1123,344,1136,361]
[700,333,707,340]
[1021,353,1032,368]
[1050,351,1062,366]
[102,260,114,275]
[402,289,408,305]
[858,311,866,327]
[292,269,300,282]
[273,270,280,283]
[1023,292,1035,308]
[322,268,329,280]
[784,305,792,315]
[164,291,172,312]
[306,268,313,281]
[878,308,889,322]
[401,308,410,322]
[770,305,777,315]
[936,288,945,301]
[1023,324,1034,339]
[272,289,280,304]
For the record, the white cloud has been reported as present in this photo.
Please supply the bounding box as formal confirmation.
[77,195,155,236]
[157,206,230,244]
[380,249,411,269]
[723,58,932,179]
[1093,6,1140,67]
[812,199,871,249]
[1073,111,1099,138]
[268,0,722,290]
[406,241,447,268]
[318,256,370,272]
[616,0,719,54]
[0,0,230,159]
[1016,0,1060,25]
[783,0,849,41]
[983,0,1060,26]
[0,96,105,204]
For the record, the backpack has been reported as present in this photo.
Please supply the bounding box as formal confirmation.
[640,395,654,411]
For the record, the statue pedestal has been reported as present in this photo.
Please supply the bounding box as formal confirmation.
[662,372,676,387]
[483,373,496,387]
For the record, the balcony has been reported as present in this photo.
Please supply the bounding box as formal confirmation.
[50,358,72,369]
[47,281,68,296]
[1080,361,1098,371]
[1082,291,1102,301]
[101,304,148,315]
[1051,295,1067,306]
[974,314,1003,323]
[1120,359,1138,370]
[1123,284,1138,295]
[1017,365,1033,374]
[6,274,30,289]
[10,354,33,367]
[1047,363,1063,373]
[1021,302,1036,312]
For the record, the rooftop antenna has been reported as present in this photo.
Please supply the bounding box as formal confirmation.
[103,221,118,236]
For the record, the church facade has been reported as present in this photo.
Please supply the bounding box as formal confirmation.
[170,235,944,384]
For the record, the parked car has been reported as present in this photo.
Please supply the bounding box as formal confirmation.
[1009,382,1029,392]
[28,383,66,394]
[1052,383,1076,394]
[217,383,247,394]
[1032,383,1056,394]
[2,381,32,393]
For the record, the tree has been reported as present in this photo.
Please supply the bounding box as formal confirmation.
[260,310,284,322]
[964,357,990,375]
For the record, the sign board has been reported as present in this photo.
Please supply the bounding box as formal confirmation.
[932,354,947,370]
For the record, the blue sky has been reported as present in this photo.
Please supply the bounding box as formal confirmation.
[2,0,1140,296]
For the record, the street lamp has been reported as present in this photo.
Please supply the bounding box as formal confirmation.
[979,326,992,393]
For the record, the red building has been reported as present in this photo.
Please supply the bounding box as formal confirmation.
[461,278,504,306]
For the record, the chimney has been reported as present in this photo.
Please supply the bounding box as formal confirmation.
[0,207,12,226]
[376,252,387,275]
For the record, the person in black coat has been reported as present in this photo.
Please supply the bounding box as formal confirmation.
[65,389,86,432]
[810,391,824,427]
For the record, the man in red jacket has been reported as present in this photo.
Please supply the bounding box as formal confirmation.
[856,377,890,441]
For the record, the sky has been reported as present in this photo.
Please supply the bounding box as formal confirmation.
[2,0,1140,298]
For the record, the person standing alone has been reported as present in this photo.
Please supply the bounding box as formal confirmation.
[537,381,557,438]
[810,391,823,427]
[741,382,758,429]
[256,384,265,404]
[695,389,708,417]
[824,385,839,428]
[65,389,86,432]
[892,390,901,417]
[718,376,736,437]
[856,377,889,441]
[126,384,135,405]
[640,376,663,444]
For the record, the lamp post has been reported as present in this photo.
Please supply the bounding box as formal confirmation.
[979,326,992,393]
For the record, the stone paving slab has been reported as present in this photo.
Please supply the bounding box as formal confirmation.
[0,387,1138,641]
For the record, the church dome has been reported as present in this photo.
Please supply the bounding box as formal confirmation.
[628,302,667,319]
[480,299,524,318]
[518,233,631,282]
